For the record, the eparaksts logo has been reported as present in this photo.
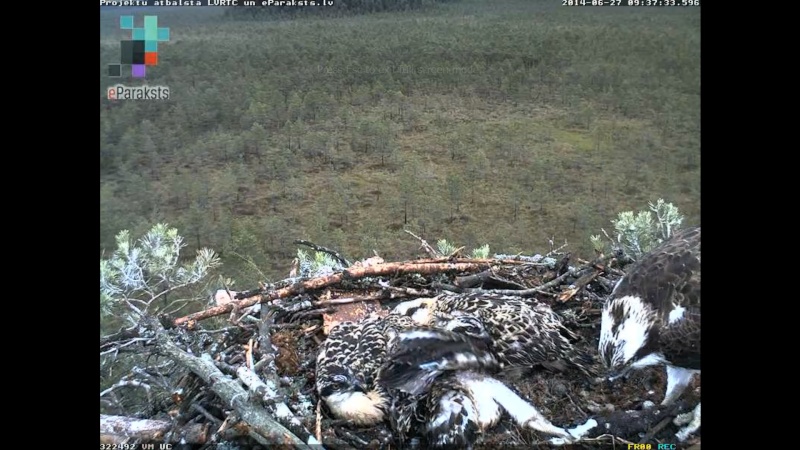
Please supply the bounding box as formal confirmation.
[107,85,170,100]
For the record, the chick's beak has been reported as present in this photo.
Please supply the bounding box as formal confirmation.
[352,379,367,393]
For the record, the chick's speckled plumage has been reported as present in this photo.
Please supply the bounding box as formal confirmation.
[315,313,416,425]
[389,292,595,380]
[380,293,586,448]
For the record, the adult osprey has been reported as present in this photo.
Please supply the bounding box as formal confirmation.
[382,292,596,385]
[598,225,701,441]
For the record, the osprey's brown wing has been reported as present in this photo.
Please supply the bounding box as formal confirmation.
[612,226,701,369]
[613,226,701,312]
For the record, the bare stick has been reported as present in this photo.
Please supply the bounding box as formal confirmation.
[314,295,385,306]
[100,380,152,404]
[191,404,224,427]
[564,391,588,419]
[455,256,612,298]
[455,270,527,290]
[380,285,434,297]
[174,261,491,327]
[545,239,569,257]
[492,254,553,264]
[466,269,575,297]
[236,365,322,448]
[315,400,322,444]
[454,270,493,288]
[641,416,673,443]
[558,270,601,303]
[146,318,314,449]
[403,229,440,257]
[100,414,210,444]
[313,287,419,307]
[294,240,351,268]
[577,258,625,276]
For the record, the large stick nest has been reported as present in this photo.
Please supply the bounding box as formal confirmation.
[100,252,700,450]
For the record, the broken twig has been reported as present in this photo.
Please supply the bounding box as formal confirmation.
[294,240,351,268]
[403,229,440,257]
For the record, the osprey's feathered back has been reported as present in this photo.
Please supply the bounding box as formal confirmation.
[598,226,701,441]
[378,327,499,396]
[316,313,417,425]
[385,292,595,384]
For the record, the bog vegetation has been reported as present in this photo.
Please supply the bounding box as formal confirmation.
[100,0,700,313]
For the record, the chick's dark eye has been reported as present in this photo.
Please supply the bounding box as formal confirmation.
[319,384,337,397]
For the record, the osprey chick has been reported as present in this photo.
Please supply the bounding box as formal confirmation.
[385,292,595,384]
[378,293,588,445]
[317,310,517,449]
[382,328,501,447]
[316,313,416,425]
[389,370,574,449]
[598,226,701,441]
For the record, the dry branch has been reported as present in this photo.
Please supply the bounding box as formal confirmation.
[146,317,315,449]
[403,257,527,265]
[403,229,439,257]
[100,414,210,444]
[558,270,601,302]
[454,270,526,290]
[464,268,575,297]
[313,285,427,307]
[237,365,321,448]
[100,326,141,348]
[293,239,351,268]
[315,293,387,306]
[174,261,491,327]
[577,258,626,276]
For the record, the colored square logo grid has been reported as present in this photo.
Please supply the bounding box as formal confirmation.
[108,15,170,78]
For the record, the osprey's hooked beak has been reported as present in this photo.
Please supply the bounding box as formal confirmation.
[352,378,367,393]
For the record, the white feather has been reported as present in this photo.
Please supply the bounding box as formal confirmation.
[324,390,384,425]
[454,372,502,428]
[392,298,434,324]
[631,352,665,369]
[663,365,699,406]
[454,371,568,438]
[601,295,655,366]
[401,329,448,341]
[429,390,475,430]
[668,305,685,324]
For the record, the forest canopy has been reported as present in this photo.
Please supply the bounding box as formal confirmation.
[100,0,700,303]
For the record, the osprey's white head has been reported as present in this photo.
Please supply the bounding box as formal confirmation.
[598,295,664,380]
[392,297,438,325]
[434,312,492,343]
